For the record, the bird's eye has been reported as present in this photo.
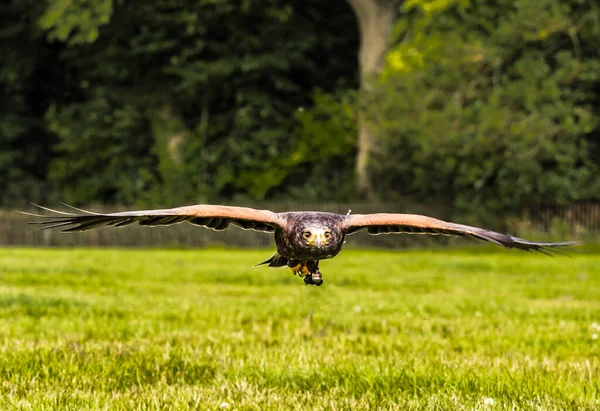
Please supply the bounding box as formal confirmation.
[303,231,311,239]
[324,232,331,239]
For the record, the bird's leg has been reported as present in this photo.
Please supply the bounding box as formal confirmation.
[288,259,301,275]
[288,259,310,277]
[288,260,323,286]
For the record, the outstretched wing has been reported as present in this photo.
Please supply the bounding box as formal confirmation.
[342,213,579,254]
[25,204,285,233]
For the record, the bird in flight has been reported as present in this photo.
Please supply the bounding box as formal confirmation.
[25,204,577,286]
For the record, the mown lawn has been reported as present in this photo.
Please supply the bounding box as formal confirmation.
[0,247,598,410]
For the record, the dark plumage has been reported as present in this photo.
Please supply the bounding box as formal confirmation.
[24,204,579,286]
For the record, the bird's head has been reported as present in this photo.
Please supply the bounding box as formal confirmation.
[286,213,345,255]
[301,227,333,248]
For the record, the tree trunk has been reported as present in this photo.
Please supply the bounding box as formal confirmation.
[346,0,395,199]
[155,105,186,166]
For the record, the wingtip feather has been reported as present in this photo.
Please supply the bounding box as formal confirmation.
[30,203,77,216]
[59,202,102,215]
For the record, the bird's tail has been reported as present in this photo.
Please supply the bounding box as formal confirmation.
[253,251,289,269]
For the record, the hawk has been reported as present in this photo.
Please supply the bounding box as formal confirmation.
[25,204,576,286]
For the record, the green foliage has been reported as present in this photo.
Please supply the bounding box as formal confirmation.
[369,0,600,224]
[21,0,359,205]
[38,0,114,44]
[1,247,600,409]
[2,0,599,217]
[0,0,63,206]
[46,91,157,204]
[245,90,358,200]
[160,0,359,201]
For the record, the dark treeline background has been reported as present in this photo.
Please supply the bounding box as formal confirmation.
[2,0,600,227]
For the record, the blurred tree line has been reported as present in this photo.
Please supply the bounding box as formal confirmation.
[1,0,599,224]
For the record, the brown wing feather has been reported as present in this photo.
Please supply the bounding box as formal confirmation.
[343,213,579,253]
[26,204,285,233]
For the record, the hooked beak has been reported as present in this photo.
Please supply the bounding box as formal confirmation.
[315,235,323,247]
[310,232,327,247]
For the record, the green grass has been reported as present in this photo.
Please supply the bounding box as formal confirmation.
[0,247,599,410]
